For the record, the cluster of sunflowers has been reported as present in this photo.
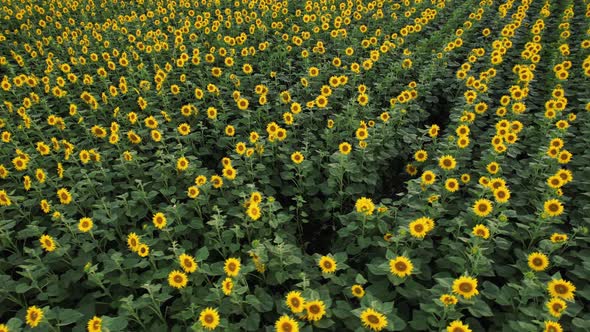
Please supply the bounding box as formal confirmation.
[1,0,590,331]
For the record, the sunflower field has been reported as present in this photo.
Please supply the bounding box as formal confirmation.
[1,0,590,331]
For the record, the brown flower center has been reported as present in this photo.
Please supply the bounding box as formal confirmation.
[367,314,380,324]
[459,282,473,292]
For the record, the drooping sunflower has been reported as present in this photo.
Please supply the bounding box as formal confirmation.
[527,252,549,272]
[438,155,456,170]
[472,199,493,217]
[275,315,299,332]
[452,276,479,299]
[544,199,564,217]
[547,279,576,301]
[446,320,472,332]
[285,291,305,313]
[179,253,197,273]
[544,321,563,332]
[199,307,220,330]
[305,300,326,321]
[351,284,365,298]
[78,217,93,233]
[40,234,56,252]
[360,308,388,331]
[26,305,44,328]
[168,270,188,289]
[546,297,567,317]
[87,316,102,332]
[389,256,414,277]
[222,277,233,296]
[224,258,241,277]
[318,256,337,274]
[152,212,167,230]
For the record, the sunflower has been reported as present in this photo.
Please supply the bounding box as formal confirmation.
[438,155,456,170]
[339,142,352,155]
[318,256,337,273]
[527,252,549,272]
[222,277,233,296]
[409,218,428,238]
[550,233,568,243]
[247,204,261,221]
[26,306,43,328]
[222,167,237,180]
[547,279,576,301]
[421,170,436,185]
[492,186,510,203]
[137,244,149,257]
[439,294,458,306]
[452,276,479,299]
[78,217,93,233]
[285,291,305,313]
[446,320,472,332]
[305,300,326,321]
[389,256,414,277]
[546,176,563,189]
[351,284,365,298]
[544,321,563,332]
[127,233,140,252]
[355,197,375,216]
[472,224,490,239]
[176,157,189,171]
[0,324,8,332]
[187,186,200,199]
[179,253,197,273]
[472,199,493,217]
[544,199,564,217]
[224,258,241,277]
[0,190,12,206]
[40,234,56,252]
[199,307,220,330]
[275,315,299,332]
[168,270,188,289]
[87,316,102,332]
[211,175,223,188]
[360,308,388,331]
[546,297,566,317]
[291,151,304,164]
[414,150,428,162]
[57,188,72,204]
[445,178,460,192]
[152,212,167,229]
[355,127,368,140]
